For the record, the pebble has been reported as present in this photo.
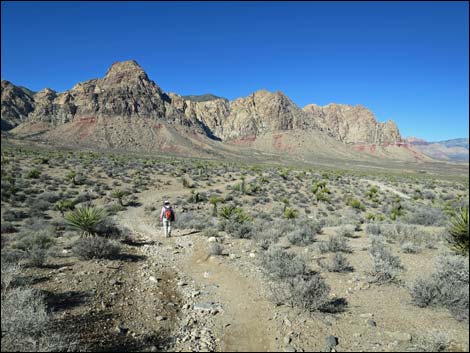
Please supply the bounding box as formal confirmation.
[325,335,338,350]
[367,319,377,327]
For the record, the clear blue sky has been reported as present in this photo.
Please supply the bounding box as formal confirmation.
[1,1,468,141]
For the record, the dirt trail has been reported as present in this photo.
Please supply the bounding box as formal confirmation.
[182,240,278,352]
[365,179,411,199]
[118,184,281,352]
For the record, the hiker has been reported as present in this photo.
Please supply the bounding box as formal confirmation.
[160,200,175,237]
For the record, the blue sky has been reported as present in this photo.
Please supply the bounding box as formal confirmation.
[1,1,468,141]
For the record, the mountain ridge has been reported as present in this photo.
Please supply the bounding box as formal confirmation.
[0,60,442,163]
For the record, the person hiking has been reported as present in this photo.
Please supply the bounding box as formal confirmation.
[160,200,175,237]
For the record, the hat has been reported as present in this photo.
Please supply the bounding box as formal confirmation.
[164,200,171,205]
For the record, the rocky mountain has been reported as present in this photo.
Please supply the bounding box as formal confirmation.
[3,60,433,163]
[405,137,469,162]
[1,80,35,130]
[303,103,401,144]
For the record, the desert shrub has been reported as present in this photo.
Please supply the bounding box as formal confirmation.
[223,218,254,239]
[2,209,27,222]
[181,176,194,188]
[1,287,48,350]
[25,169,40,179]
[12,230,56,267]
[326,252,353,272]
[65,206,106,236]
[369,238,404,283]
[94,218,128,239]
[72,236,121,260]
[336,225,356,238]
[1,285,75,352]
[400,241,421,254]
[410,253,468,321]
[407,330,451,352]
[286,218,321,246]
[209,242,224,256]
[176,212,211,231]
[202,228,219,238]
[262,247,308,280]
[405,206,446,226]
[30,199,52,212]
[74,191,96,204]
[1,222,16,234]
[37,192,61,204]
[319,235,351,253]
[445,206,469,255]
[271,274,330,311]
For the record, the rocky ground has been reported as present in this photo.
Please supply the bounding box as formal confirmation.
[18,182,467,352]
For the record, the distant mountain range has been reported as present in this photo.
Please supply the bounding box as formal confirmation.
[1,60,465,164]
[405,137,469,162]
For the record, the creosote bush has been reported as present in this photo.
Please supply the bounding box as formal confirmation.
[319,235,351,253]
[410,253,468,322]
[262,247,331,311]
[368,238,403,283]
[326,252,353,272]
[72,236,121,260]
[11,230,56,267]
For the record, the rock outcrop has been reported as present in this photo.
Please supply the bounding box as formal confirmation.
[1,80,35,130]
[3,59,418,163]
[18,60,208,133]
[303,103,402,144]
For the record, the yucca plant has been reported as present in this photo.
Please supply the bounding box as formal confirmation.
[218,204,237,220]
[281,197,290,212]
[218,205,251,223]
[54,199,75,216]
[209,196,223,217]
[65,171,77,185]
[111,189,127,206]
[446,206,469,256]
[284,207,299,219]
[65,206,106,237]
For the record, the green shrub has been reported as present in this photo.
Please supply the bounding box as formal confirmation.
[284,207,299,219]
[349,199,366,211]
[26,169,40,179]
[54,199,75,216]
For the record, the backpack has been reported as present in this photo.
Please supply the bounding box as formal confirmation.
[164,208,174,221]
